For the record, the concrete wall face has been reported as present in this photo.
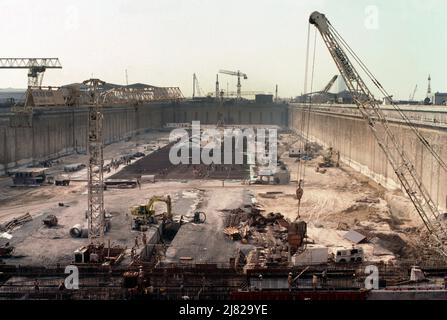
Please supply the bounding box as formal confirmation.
[0,104,165,173]
[0,102,288,174]
[289,105,447,211]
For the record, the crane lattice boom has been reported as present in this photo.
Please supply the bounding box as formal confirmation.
[0,58,62,87]
[83,78,106,243]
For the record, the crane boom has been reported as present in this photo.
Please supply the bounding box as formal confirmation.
[219,69,248,100]
[410,84,418,102]
[0,58,62,87]
[322,75,338,93]
[309,11,447,256]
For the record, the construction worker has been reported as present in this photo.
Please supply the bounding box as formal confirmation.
[34,279,40,292]
[322,270,328,288]
[130,247,136,259]
[296,179,304,221]
[137,178,141,190]
[288,272,293,292]
[312,274,318,290]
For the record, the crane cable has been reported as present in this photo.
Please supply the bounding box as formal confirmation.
[328,23,447,174]
[296,25,317,221]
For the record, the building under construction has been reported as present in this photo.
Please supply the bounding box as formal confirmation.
[1,11,447,301]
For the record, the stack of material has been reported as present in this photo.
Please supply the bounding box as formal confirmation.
[223,227,241,240]
[0,213,32,232]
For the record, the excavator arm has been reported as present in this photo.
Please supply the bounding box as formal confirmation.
[147,195,172,220]
[131,195,172,220]
[309,11,447,256]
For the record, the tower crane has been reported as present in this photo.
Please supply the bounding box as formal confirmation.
[309,12,447,257]
[0,58,62,87]
[219,69,248,100]
[83,78,106,244]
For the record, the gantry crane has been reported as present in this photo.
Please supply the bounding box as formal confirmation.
[219,69,248,100]
[83,78,106,244]
[309,11,447,256]
[0,58,62,87]
[0,58,62,126]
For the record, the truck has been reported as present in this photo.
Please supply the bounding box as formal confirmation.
[335,247,364,264]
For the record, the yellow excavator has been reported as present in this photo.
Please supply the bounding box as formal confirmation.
[130,195,172,230]
[130,195,206,232]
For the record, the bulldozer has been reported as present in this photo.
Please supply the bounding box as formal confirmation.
[130,195,173,231]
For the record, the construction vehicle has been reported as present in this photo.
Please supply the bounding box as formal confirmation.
[130,195,173,230]
[309,12,447,257]
[0,243,14,258]
[43,215,58,227]
[318,147,340,168]
[334,247,364,264]
[219,70,248,100]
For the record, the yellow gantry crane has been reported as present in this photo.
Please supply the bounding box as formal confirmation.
[0,58,62,127]
[0,58,62,87]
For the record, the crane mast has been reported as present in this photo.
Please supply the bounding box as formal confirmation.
[83,78,106,244]
[309,11,447,256]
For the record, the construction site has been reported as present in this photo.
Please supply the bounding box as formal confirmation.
[1,9,447,301]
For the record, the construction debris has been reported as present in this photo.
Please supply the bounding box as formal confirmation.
[356,197,380,204]
[223,204,307,268]
[0,213,32,232]
[344,230,367,244]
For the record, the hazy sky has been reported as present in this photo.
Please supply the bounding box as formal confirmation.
[0,0,446,99]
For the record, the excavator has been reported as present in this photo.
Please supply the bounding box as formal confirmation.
[130,195,206,231]
[308,11,447,258]
[130,195,173,230]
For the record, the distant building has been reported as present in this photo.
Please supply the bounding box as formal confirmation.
[255,94,273,104]
[336,90,354,104]
[432,92,447,105]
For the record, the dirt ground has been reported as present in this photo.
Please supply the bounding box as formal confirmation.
[0,130,439,266]
[253,133,438,263]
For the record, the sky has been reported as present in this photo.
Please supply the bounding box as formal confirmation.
[0,0,446,100]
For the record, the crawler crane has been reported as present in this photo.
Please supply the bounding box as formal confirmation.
[309,11,447,257]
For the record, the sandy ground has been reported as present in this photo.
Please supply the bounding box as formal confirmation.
[0,130,437,266]
[253,134,433,263]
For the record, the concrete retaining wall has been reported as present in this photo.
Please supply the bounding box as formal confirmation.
[0,101,288,175]
[289,104,447,211]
